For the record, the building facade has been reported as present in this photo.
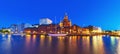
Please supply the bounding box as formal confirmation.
[24,13,90,35]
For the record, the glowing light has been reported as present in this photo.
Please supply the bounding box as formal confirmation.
[8,35,11,38]
[82,36,90,54]
[26,31,31,33]
[40,35,45,47]
[117,38,120,54]
[92,36,105,54]
[110,37,116,46]
[25,34,31,49]
[26,34,31,36]
[40,35,45,38]
[2,34,5,37]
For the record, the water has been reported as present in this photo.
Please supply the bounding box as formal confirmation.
[0,35,120,54]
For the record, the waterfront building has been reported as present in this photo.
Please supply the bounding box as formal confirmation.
[24,24,58,34]
[81,28,90,34]
[32,24,39,28]
[92,27,102,33]
[24,13,91,35]
[10,24,18,33]
[39,18,52,25]
[10,23,26,34]
[18,23,25,32]
[24,23,33,28]
[85,25,102,34]
[110,30,120,35]
[24,27,38,34]
[59,13,72,27]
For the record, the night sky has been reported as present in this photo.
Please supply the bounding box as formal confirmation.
[0,0,120,30]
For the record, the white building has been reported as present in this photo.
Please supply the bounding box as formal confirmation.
[24,23,33,28]
[32,24,39,28]
[92,26,102,33]
[39,18,52,25]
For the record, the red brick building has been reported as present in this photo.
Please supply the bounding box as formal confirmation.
[24,13,90,35]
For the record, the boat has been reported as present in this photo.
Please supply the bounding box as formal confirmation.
[48,33,67,36]
[12,33,25,36]
[12,33,21,35]
[48,17,68,36]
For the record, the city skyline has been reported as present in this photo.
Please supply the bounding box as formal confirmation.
[0,0,120,30]
[0,12,120,30]
[1,0,120,54]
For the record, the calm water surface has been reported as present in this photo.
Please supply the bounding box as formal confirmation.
[0,35,120,54]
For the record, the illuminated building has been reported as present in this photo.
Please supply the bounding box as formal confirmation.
[59,13,72,27]
[39,18,52,25]
[92,27,102,33]
[24,13,91,35]
[32,24,39,28]
[81,28,90,34]
[24,27,38,34]
[24,23,33,28]
[85,25,102,33]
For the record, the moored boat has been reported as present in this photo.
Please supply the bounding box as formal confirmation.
[48,33,67,36]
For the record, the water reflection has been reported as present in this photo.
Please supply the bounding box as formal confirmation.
[0,34,12,54]
[56,37,65,54]
[111,37,116,46]
[82,36,90,54]
[0,35,120,54]
[68,36,78,54]
[25,34,31,54]
[26,34,31,47]
[48,36,52,45]
[40,35,45,47]
[117,38,120,54]
[2,34,5,37]
[92,36,105,54]
[32,35,36,44]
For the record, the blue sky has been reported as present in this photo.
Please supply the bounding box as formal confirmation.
[0,0,120,30]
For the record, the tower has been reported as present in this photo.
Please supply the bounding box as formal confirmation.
[59,13,72,27]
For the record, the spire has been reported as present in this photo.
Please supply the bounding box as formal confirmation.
[64,12,68,19]
[65,12,67,16]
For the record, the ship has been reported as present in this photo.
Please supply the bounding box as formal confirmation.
[48,33,67,36]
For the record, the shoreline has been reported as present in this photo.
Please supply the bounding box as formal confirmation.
[0,33,120,37]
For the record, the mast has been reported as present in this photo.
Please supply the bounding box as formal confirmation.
[55,16,57,33]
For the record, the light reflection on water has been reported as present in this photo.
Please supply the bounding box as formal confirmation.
[92,36,105,54]
[117,38,120,54]
[0,35,120,54]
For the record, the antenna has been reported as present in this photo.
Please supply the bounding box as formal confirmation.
[54,16,57,33]
[65,12,67,16]
[55,16,56,24]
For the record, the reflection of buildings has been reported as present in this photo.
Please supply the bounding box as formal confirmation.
[92,36,105,54]
[24,13,101,35]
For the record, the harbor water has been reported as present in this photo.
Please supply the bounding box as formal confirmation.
[0,35,120,54]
